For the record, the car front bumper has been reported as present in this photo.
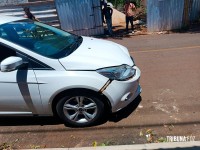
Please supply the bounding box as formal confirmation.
[102,66,141,112]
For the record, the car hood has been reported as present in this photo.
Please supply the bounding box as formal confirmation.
[59,37,134,70]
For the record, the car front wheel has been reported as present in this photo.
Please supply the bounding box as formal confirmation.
[56,92,105,127]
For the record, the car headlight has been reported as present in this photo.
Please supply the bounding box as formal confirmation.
[97,65,136,81]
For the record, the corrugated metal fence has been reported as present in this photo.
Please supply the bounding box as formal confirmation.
[147,0,200,32]
[0,1,60,28]
[190,0,200,21]
[55,0,104,36]
[147,0,184,32]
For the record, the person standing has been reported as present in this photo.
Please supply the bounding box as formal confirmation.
[102,3,113,36]
[23,7,40,21]
[124,0,136,33]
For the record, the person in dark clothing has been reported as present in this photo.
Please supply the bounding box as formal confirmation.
[23,7,39,21]
[102,3,113,35]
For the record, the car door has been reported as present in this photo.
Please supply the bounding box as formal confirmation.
[0,43,42,115]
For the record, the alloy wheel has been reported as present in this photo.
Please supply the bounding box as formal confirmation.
[63,96,98,124]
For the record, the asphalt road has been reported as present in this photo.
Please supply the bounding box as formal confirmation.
[0,32,200,149]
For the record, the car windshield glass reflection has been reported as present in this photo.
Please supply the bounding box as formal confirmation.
[0,20,82,59]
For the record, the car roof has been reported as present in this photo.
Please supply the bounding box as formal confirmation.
[0,15,25,25]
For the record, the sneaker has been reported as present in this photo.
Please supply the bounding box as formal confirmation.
[128,32,133,35]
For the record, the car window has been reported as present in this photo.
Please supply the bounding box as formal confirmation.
[0,20,82,59]
[0,44,16,63]
[0,28,9,40]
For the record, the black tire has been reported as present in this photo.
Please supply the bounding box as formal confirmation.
[56,91,105,127]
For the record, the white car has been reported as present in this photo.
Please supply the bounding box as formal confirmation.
[0,16,141,127]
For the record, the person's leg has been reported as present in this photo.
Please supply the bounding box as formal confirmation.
[106,19,113,35]
[110,17,112,28]
[126,16,129,32]
[130,16,134,32]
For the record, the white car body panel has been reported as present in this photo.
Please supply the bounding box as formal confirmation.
[103,66,141,112]
[59,37,134,70]
[33,70,109,115]
[0,69,42,114]
[0,15,25,25]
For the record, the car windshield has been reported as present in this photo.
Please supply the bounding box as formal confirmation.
[0,19,82,59]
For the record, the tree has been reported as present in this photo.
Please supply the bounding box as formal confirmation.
[109,0,124,9]
[108,0,141,9]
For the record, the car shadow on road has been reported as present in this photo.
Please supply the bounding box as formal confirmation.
[108,95,142,122]
[159,147,200,150]
[0,96,141,127]
[171,22,200,34]
[0,116,62,126]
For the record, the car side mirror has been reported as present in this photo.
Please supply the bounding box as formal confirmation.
[0,56,24,72]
